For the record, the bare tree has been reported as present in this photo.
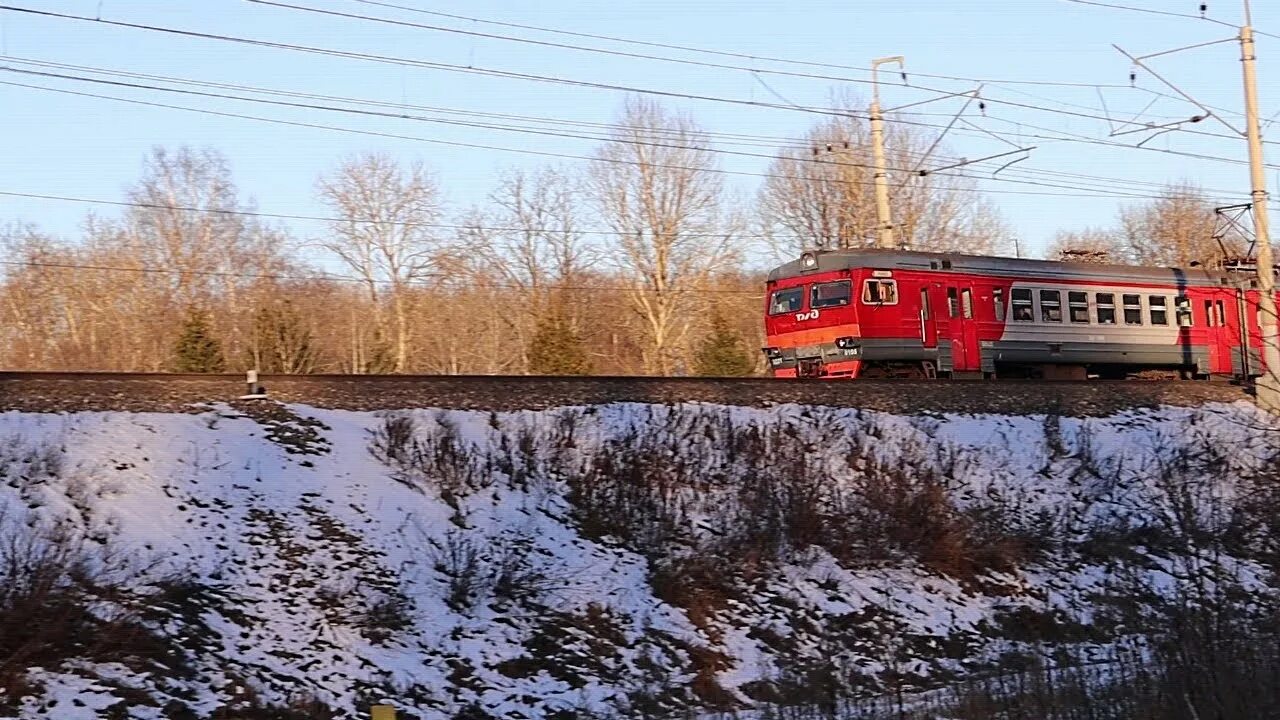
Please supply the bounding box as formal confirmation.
[588,96,739,375]
[1119,181,1232,267]
[317,153,448,373]
[461,167,597,372]
[760,94,1008,256]
[0,148,290,371]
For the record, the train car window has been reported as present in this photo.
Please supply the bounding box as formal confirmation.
[962,289,974,319]
[1096,293,1116,324]
[1039,290,1062,322]
[769,287,804,315]
[993,288,1005,321]
[1203,300,1217,327]
[1068,291,1090,323]
[947,288,959,317]
[1011,288,1033,321]
[862,279,899,305]
[1216,300,1226,326]
[920,289,931,320]
[1149,296,1168,325]
[1176,296,1193,327]
[811,281,852,308]
[1123,294,1143,325]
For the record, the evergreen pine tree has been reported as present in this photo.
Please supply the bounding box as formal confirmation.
[693,312,754,376]
[173,308,226,373]
[526,311,591,375]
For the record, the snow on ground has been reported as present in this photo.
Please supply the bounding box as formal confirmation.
[0,399,1274,718]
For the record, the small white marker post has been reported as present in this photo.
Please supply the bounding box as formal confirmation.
[240,369,268,400]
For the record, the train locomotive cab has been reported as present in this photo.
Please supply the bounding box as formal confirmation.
[763,250,914,379]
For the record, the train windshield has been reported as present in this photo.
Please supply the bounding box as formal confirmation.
[769,287,804,314]
[811,281,852,308]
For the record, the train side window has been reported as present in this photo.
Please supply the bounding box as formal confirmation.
[1149,296,1168,325]
[1123,294,1143,325]
[1011,288,1033,321]
[1039,290,1062,322]
[993,288,1005,321]
[1203,300,1216,327]
[1068,291,1089,323]
[920,289,931,320]
[769,287,804,315]
[1096,293,1116,324]
[947,287,959,317]
[1216,300,1226,326]
[811,280,852,308]
[862,279,899,305]
[961,289,974,319]
[1176,296,1193,327]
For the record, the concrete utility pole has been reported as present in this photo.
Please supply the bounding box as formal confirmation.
[1113,0,1279,409]
[1240,1,1280,410]
[870,56,904,250]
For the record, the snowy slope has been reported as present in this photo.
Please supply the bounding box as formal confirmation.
[0,399,1275,718]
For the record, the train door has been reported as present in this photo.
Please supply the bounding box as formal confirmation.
[919,286,938,350]
[943,281,980,372]
[1203,295,1233,375]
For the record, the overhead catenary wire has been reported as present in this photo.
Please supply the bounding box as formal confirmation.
[0,258,765,296]
[0,4,1262,151]
[343,0,1213,89]
[1063,0,1280,39]
[4,75,1210,201]
[17,64,1241,199]
[245,0,1265,147]
[4,54,1244,196]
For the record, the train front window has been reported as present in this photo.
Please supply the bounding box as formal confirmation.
[862,279,899,305]
[769,287,803,315]
[1096,293,1116,324]
[1040,290,1062,322]
[1011,288,1033,321]
[1069,291,1089,323]
[811,280,852,308]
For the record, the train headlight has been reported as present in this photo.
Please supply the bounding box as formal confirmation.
[800,252,818,269]
[763,347,782,358]
[835,337,857,350]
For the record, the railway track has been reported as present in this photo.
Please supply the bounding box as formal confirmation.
[0,372,1252,416]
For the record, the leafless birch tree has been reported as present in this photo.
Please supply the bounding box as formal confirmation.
[317,153,448,373]
[1120,182,1234,267]
[588,97,738,375]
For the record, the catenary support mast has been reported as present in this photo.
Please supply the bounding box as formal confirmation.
[1240,1,1280,409]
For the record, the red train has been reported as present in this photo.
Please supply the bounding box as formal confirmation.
[763,248,1271,380]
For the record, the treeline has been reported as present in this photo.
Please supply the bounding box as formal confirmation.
[0,95,1206,375]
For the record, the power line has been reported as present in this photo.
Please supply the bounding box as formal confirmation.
[247,0,1262,148]
[0,188,781,239]
[17,64,1226,199]
[0,55,1247,197]
[4,75,1198,201]
[1,3,1255,151]
[0,258,764,295]
[342,0,1154,89]
[1063,0,1280,40]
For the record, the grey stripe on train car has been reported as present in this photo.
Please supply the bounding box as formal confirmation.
[988,340,1209,371]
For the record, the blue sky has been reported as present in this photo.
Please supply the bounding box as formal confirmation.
[1,0,1278,266]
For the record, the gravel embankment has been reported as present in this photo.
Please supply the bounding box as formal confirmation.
[0,372,1252,416]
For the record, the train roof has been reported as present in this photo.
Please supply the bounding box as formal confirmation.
[765,248,1250,288]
